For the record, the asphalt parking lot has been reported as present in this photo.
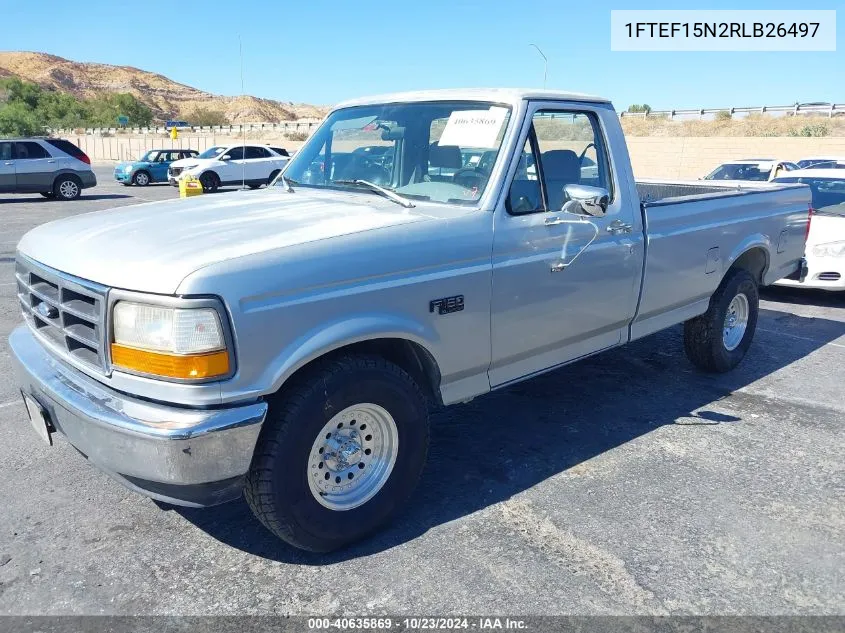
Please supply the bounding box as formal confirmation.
[0,165,842,615]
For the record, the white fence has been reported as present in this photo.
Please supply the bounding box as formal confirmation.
[619,103,844,121]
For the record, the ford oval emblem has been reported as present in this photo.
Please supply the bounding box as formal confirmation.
[36,303,59,319]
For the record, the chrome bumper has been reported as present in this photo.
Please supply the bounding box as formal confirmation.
[9,324,268,506]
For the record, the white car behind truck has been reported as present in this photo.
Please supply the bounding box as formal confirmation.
[168,143,289,192]
[10,89,810,552]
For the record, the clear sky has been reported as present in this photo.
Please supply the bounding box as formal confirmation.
[0,0,841,110]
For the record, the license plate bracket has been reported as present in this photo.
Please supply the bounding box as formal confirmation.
[21,391,53,446]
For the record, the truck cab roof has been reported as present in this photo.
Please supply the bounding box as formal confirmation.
[335,88,611,109]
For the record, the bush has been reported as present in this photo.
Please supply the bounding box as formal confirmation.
[788,124,830,137]
[627,104,652,113]
[184,107,228,127]
[286,131,309,141]
[715,110,732,121]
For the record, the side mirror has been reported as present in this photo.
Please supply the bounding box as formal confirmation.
[221,154,232,161]
[562,183,609,217]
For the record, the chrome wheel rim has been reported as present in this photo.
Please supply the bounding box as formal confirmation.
[135,172,149,185]
[59,180,78,198]
[723,293,749,351]
[307,403,399,511]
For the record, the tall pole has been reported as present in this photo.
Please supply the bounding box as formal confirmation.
[529,44,547,90]
[239,34,247,190]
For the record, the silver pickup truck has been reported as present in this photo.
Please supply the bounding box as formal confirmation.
[10,89,810,552]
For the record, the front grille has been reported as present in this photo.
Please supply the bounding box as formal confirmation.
[169,166,183,178]
[16,257,108,374]
[816,272,842,281]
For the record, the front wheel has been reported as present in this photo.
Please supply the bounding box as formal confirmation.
[684,268,759,372]
[245,354,430,552]
[199,172,220,193]
[132,170,151,186]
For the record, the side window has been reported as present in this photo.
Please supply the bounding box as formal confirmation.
[507,138,543,214]
[532,110,612,211]
[15,142,50,160]
[245,146,269,159]
[225,146,244,160]
[0,142,12,161]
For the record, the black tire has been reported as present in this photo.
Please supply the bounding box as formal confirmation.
[268,169,280,185]
[245,354,430,552]
[199,171,220,193]
[684,268,759,373]
[40,191,55,199]
[247,183,262,190]
[53,175,82,200]
[132,170,151,186]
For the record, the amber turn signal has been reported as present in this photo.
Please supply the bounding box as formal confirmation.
[111,344,230,380]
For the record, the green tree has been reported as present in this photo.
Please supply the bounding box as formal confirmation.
[627,104,652,113]
[0,101,42,136]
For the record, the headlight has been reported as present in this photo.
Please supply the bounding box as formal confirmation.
[110,301,230,380]
[812,241,845,258]
[180,164,197,171]
[123,165,133,172]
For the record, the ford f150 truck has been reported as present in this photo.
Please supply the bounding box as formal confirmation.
[10,89,811,552]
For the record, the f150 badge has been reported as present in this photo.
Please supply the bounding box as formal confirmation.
[430,295,464,315]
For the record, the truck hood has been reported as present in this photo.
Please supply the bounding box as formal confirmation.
[17,189,432,294]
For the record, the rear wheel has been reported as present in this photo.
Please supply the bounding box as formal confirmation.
[245,354,430,552]
[248,183,262,190]
[684,268,759,372]
[199,172,220,193]
[268,170,281,185]
[132,170,151,186]
[53,175,81,200]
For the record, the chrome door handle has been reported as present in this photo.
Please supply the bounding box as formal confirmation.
[550,262,568,273]
[607,219,633,235]
[46,159,56,163]
[3,161,12,166]
[544,216,567,226]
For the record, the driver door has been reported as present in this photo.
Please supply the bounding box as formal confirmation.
[489,103,643,386]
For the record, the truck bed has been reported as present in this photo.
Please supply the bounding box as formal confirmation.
[636,178,801,206]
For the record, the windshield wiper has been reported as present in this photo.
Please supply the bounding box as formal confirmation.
[333,179,415,208]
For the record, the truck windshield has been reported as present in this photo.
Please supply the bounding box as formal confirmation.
[773,177,845,216]
[280,101,512,204]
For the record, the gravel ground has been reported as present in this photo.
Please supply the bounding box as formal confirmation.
[0,166,842,615]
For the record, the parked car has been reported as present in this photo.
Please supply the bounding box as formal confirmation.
[114,149,199,186]
[0,138,95,200]
[773,169,845,291]
[704,159,799,182]
[167,144,289,191]
[796,156,845,170]
[10,88,810,552]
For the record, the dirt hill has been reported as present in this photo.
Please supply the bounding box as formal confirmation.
[0,51,327,123]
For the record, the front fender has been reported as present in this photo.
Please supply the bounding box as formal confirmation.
[264,313,442,395]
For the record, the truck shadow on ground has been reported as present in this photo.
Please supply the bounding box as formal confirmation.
[175,305,845,564]
[0,194,132,204]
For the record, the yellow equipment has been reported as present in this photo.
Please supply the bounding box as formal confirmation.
[170,127,178,140]
[179,175,203,198]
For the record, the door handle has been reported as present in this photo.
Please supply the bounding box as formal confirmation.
[3,161,12,166]
[550,262,568,273]
[544,216,567,226]
[607,219,633,235]
[47,159,56,163]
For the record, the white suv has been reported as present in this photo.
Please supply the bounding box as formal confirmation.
[168,144,289,192]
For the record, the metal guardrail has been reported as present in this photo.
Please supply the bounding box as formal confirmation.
[47,103,845,135]
[48,120,323,136]
[619,103,844,120]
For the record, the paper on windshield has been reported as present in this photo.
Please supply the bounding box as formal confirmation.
[437,106,508,148]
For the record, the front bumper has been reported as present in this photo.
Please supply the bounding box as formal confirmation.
[113,170,132,183]
[9,325,268,507]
